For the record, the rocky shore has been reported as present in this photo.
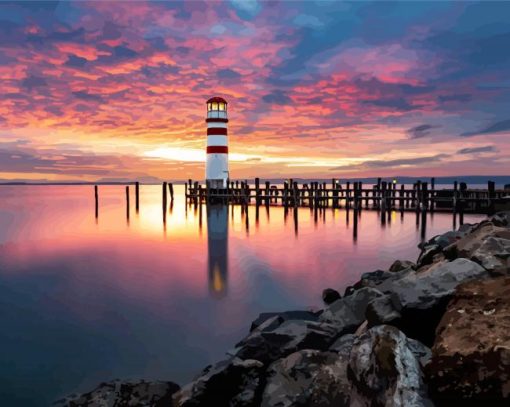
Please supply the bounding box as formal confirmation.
[56,212,510,406]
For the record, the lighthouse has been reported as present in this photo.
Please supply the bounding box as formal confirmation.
[206,97,229,188]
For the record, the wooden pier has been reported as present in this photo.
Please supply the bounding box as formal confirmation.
[184,178,509,216]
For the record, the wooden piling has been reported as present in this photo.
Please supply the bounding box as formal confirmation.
[488,180,495,215]
[126,185,130,220]
[163,182,167,210]
[168,182,174,200]
[135,182,139,212]
[94,185,98,218]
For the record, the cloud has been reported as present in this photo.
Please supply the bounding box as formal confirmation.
[217,68,241,80]
[21,75,47,90]
[457,145,496,154]
[362,97,418,111]
[72,91,104,102]
[64,54,88,68]
[364,154,449,168]
[407,124,440,139]
[262,90,292,105]
[461,119,510,137]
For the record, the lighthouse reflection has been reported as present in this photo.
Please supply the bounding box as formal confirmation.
[207,204,229,298]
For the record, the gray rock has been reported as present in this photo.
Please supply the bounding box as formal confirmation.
[249,311,319,332]
[379,258,488,346]
[348,325,433,407]
[261,349,351,407]
[490,211,510,227]
[365,293,402,328]
[389,259,415,273]
[322,288,341,305]
[233,320,340,365]
[407,338,432,370]
[416,243,441,267]
[328,334,355,355]
[319,287,384,336]
[173,358,264,407]
[54,380,180,407]
[471,236,510,276]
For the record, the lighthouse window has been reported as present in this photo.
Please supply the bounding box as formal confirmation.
[218,102,225,111]
[212,102,218,110]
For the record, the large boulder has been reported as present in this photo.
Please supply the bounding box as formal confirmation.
[233,320,340,365]
[261,349,351,407]
[471,236,510,276]
[54,380,180,407]
[490,211,510,227]
[347,325,433,407]
[377,258,488,345]
[427,277,510,405]
[443,222,509,260]
[172,358,265,407]
[319,287,385,335]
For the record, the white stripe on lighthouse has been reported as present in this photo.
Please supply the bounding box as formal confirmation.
[207,135,228,146]
[207,122,228,128]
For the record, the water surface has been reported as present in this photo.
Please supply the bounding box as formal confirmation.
[0,185,485,406]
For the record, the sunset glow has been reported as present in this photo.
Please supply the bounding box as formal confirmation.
[1,1,509,182]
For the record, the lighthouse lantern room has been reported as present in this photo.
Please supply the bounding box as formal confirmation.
[206,96,229,188]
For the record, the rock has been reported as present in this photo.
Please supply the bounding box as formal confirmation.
[233,320,340,365]
[389,259,415,272]
[319,287,384,335]
[343,285,355,297]
[322,288,341,305]
[173,358,264,406]
[490,211,510,227]
[354,320,368,336]
[443,222,509,260]
[427,277,510,405]
[417,243,442,267]
[328,334,355,355]
[54,380,180,407]
[347,325,433,407]
[471,236,510,276]
[382,258,488,346]
[249,311,319,332]
[407,338,432,370]
[352,269,393,290]
[261,349,351,407]
[365,293,402,328]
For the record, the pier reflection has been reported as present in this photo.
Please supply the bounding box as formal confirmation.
[207,204,229,298]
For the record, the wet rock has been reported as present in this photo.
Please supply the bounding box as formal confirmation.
[471,236,510,276]
[173,358,264,407]
[347,325,433,407]
[407,338,432,370]
[427,277,510,405]
[54,380,180,407]
[322,288,341,305]
[250,311,319,332]
[365,293,402,328]
[352,269,393,290]
[233,320,340,365]
[389,259,415,272]
[261,349,351,407]
[319,287,384,335]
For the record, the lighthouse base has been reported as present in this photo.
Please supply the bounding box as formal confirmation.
[207,179,227,189]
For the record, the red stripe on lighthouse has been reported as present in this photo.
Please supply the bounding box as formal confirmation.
[207,146,228,154]
[207,127,228,136]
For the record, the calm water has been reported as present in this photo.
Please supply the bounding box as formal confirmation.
[0,185,485,406]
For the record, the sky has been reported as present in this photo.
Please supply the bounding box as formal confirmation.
[0,0,509,182]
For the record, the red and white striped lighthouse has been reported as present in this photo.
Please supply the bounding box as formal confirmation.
[206,96,229,188]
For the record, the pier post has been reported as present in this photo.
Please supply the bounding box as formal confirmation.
[346,181,351,209]
[163,182,167,210]
[255,177,260,205]
[488,180,495,215]
[94,185,98,218]
[265,181,270,206]
[168,182,174,201]
[126,185,130,220]
[135,182,139,212]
